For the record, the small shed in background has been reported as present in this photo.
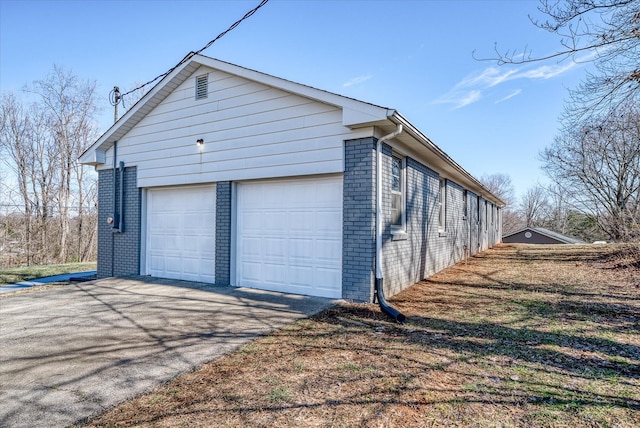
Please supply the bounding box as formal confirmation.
[503,227,585,245]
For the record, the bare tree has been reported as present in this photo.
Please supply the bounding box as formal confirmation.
[519,185,550,227]
[0,93,35,263]
[27,102,59,263]
[0,66,99,266]
[480,173,516,206]
[25,65,99,262]
[541,102,640,240]
[543,183,571,234]
[479,173,523,233]
[483,0,640,120]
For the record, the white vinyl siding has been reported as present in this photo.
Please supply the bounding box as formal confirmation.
[100,67,355,188]
[236,176,343,298]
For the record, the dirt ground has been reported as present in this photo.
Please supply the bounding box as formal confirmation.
[85,244,640,427]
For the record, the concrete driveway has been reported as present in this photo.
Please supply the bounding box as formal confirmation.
[0,277,335,427]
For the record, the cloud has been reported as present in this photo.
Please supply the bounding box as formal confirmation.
[435,90,482,109]
[343,74,372,88]
[455,90,482,108]
[455,67,518,89]
[436,60,578,109]
[515,62,576,79]
[495,89,522,104]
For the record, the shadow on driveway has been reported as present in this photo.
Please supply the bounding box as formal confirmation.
[0,276,336,427]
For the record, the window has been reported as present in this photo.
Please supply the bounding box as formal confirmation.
[438,179,446,231]
[491,204,495,227]
[390,155,405,229]
[485,201,489,231]
[195,74,208,100]
[463,190,468,219]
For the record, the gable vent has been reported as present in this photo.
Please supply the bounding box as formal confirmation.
[195,74,208,100]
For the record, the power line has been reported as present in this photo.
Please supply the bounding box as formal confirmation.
[119,0,270,105]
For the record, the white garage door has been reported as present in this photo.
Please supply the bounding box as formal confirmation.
[237,176,342,298]
[146,185,216,283]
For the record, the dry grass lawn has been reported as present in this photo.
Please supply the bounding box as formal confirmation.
[86,244,639,427]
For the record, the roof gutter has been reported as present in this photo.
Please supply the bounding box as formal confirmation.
[375,124,406,324]
[390,112,506,208]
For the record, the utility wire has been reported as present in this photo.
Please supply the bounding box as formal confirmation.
[119,0,269,104]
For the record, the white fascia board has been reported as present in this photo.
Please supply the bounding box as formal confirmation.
[78,148,106,166]
[342,106,395,128]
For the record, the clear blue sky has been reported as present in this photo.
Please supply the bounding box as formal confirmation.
[0,0,590,201]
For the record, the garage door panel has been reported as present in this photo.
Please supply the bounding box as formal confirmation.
[264,238,287,257]
[146,185,216,283]
[150,256,164,270]
[317,210,341,230]
[290,269,313,287]
[241,238,261,256]
[314,268,341,287]
[263,264,286,285]
[182,259,201,275]
[241,262,262,282]
[289,211,313,231]
[289,239,313,261]
[263,212,286,232]
[237,176,342,299]
[316,239,341,262]
[165,256,182,273]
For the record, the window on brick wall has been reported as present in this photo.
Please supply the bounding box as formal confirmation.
[485,201,489,231]
[491,204,494,227]
[463,190,468,219]
[438,178,447,232]
[391,154,405,230]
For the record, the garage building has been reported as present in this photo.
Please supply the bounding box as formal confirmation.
[80,54,504,302]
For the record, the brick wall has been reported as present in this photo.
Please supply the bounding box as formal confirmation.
[215,181,232,285]
[379,144,441,297]
[342,138,496,302]
[97,166,140,278]
[342,137,376,302]
[379,145,476,297]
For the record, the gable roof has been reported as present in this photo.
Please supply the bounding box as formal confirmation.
[503,227,585,244]
[79,53,504,207]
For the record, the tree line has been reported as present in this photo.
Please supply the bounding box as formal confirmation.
[0,66,99,267]
[483,0,639,243]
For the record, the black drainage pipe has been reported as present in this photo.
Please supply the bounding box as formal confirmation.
[375,278,406,324]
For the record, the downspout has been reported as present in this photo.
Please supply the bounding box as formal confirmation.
[111,142,124,234]
[118,160,125,233]
[111,141,117,276]
[112,141,118,230]
[375,124,406,323]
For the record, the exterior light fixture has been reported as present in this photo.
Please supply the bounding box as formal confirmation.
[196,138,204,146]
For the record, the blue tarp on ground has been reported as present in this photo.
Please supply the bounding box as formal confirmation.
[0,271,96,294]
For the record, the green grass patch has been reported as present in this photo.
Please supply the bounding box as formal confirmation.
[0,262,96,286]
[268,386,290,403]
